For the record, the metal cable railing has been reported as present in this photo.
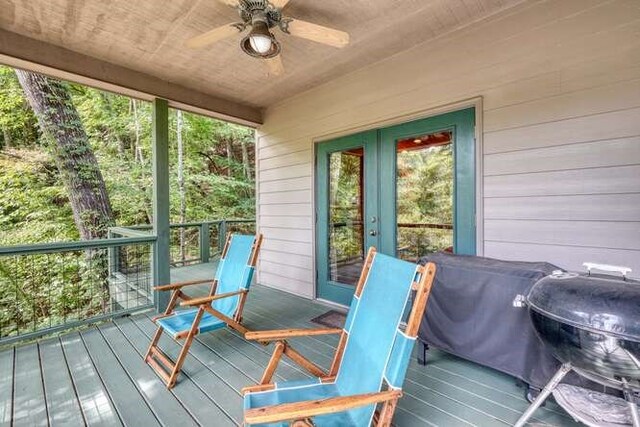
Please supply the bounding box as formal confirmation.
[0,236,156,345]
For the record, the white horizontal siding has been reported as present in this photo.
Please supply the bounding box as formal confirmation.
[484,137,640,176]
[485,241,639,275]
[260,177,311,194]
[485,220,640,251]
[485,194,640,222]
[484,165,640,197]
[256,0,640,297]
[259,203,312,217]
[484,107,640,154]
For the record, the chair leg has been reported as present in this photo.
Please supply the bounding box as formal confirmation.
[167,307,205,388]
[377,398,399,427]
[145,326,177,387]
[260,341,286,385]
[145,325,164,360]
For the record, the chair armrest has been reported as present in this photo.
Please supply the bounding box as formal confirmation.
[245,328,342,342]
[244,390,402,425]
[153,278,215,292]
[179,290,247,307]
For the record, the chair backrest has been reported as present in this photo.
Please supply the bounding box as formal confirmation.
[211,234,262,317]
[334,248,435,425]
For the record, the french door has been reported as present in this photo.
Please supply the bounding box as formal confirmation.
[316,108,476,305]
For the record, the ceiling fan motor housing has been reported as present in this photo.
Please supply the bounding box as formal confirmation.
[239,1,283,59]
[238,0,282,28]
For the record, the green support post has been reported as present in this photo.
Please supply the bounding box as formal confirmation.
[200,222,210,263]
[152,98,170,312]
[218,220,227,254]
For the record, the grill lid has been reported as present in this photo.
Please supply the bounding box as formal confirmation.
[527,272,640,341]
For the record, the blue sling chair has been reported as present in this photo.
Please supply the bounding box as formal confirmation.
[145,233,263,389]
[242,247,437,426]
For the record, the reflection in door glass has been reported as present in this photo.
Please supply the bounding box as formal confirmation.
[396,132,454,261]
[328,148,364,286]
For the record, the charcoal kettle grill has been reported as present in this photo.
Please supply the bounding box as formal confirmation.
[514,263,640,427]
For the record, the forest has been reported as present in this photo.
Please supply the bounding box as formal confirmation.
[0,65,255,339]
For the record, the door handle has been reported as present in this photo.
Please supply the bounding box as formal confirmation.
[369,230,378,236]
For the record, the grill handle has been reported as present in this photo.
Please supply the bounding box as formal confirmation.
[583,262,632,280]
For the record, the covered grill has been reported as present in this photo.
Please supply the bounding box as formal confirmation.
[516,268,640,427]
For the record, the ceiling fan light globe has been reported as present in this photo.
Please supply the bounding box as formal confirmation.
[249,34,273,54]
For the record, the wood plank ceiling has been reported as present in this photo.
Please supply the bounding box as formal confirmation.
[0,0,525,111]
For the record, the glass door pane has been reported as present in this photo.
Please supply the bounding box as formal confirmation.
[328,148,364,286]
[316,130,377,306]
[396,132,454,261]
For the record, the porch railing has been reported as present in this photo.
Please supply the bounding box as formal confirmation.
[0,219,254,345]
[330,221,453,263]
[0,235,156,345]
[109,219,255,267]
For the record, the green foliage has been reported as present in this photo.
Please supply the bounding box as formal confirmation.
[397,145,454,257]
[0,65,255,246]
[0,67,39,148]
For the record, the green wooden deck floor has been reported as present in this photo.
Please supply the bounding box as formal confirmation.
[0,263,580,426]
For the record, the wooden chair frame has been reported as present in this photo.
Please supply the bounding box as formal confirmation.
[242,247,436,426]
[145,233,263,389]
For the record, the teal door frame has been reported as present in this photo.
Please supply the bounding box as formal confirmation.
[315,130,379,305]
[379,108,476,256]
[315,108,476,305]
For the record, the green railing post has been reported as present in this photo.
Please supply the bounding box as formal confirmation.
[152,98,170,313]
[107,229,117,278]
[218,220,227,253]
[200,222,210,263]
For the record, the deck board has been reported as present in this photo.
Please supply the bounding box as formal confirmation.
[60,332,122,427]
[12,344,47,427]
[80,328,160,427]
[113,317,237,426]
[127,316,241,425]
[96,323,201,427]
[1,262,582,426]
[39,338,85,427]
[0,348,13,426]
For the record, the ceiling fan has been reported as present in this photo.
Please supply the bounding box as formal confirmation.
[185,0,350,76]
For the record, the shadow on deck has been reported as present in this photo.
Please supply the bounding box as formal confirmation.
[0,263,579,426]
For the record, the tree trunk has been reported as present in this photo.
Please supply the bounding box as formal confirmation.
[226,138,233,177]
[176,110,187,264]
[132,99,144,164]
[2,125,11,148]
[240,138,251,180]
[15,70,114,310]
[15,70,114,240]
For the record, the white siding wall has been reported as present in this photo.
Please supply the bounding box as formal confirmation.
[256,0,640,297]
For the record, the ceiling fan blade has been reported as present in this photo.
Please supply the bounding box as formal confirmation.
[265,55,285,76]
[186,23,242,49]
[216,0,239,7]
[285,19,350,48]
[270,0,292,9]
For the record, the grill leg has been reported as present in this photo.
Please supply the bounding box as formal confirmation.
[622,378,640,427]
[514,363,572,427]
[417,341,429,366]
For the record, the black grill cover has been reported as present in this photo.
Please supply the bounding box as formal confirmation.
[418,252,562,389]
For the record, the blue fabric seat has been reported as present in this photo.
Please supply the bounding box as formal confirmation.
[157,309,226,337]
[244,250,433,426]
